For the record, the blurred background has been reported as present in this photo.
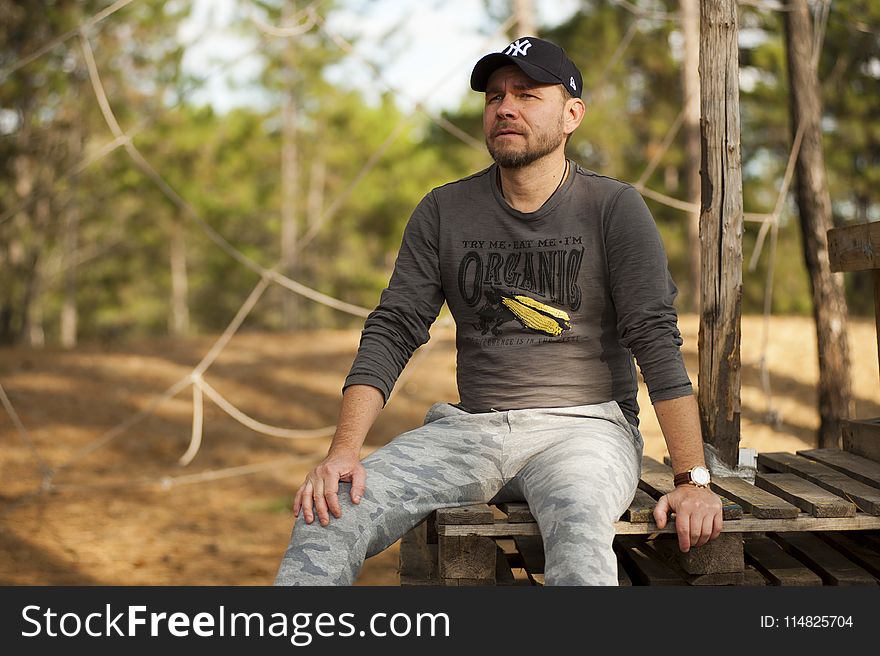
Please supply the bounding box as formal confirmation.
[1,0,878,585]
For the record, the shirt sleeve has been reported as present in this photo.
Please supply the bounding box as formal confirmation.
[604,185,693,403]
[342,192,445,405]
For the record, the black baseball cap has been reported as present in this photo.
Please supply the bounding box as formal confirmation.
[470,36,583,98]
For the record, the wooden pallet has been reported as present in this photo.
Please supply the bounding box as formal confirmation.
[399,450,880,586]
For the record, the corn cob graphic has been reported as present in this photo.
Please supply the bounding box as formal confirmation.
[499,292,571,337]
[512,294,571,322]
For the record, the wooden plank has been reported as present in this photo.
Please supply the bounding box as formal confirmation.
[494,546,520,586]
[437,535,496,581]
[770,532,878,585]
[623,489,657,523]
[711,476,800,519]
[617,561,632,586]
[842,418,880,464]
[513,536,545,582]
[757,452,880,515]
[435,504,494,525]
[436,513,880,537]
[639,456,676,496]
[742,565,768,586]
[816,532,880,580]
[614,537,687,586]
[721,496,744,520]
[827,221,880,272]
[440,578,496,587]
[639,457,742,520]
[754,472,856,518]
[743,533,823,586]
[496,502,534,523]
[399,520,438,586]
[798,448,880,490]
[650,533,744,575]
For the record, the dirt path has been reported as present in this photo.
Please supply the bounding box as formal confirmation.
[1,315,877,585]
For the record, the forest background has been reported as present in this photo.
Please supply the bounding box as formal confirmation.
[1,0,879,585]
[3,0,878,347]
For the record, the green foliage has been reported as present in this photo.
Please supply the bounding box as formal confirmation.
[2,0,877,346]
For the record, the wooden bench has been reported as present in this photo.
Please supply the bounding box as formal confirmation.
[399,452,880,586]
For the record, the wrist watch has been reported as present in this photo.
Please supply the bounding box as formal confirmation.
[673,465,711,488]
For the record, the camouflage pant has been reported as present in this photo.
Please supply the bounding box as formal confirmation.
[274,400,644,586]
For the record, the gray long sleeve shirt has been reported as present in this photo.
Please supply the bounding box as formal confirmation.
[343,162,693,427]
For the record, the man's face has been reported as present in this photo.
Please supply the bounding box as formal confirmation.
[483,65,568,169]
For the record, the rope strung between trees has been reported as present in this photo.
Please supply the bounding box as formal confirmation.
[0,381,52,480]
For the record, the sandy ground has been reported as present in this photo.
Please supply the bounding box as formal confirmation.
[0,314,877,585]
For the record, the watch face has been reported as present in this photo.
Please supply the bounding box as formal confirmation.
[692,466,711,486]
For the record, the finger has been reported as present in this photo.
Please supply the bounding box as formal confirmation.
[301,480,315,524]
[325,472,342,519]
[695,514,714,548]
[653,495,669,529]
[313,477,330,526]
[690,513,702,549]
[711,509,723,540]
[677,513,691,552]
[350,465,366,504]
[293,485,303,516]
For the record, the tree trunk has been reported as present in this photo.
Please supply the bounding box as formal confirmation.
[698,0,744,467]
[169,215,190,336]
[280,0,299,330]
[681,0,701,313]
[512,0,536,37]
[783,0,852,448]
[61,130,82,348]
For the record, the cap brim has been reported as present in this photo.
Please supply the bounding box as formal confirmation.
[470,53,562,92]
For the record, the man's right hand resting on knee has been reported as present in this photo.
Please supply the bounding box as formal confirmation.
[293,384,384,526]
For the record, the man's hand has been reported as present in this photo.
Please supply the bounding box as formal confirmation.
[653,485,723,552]
[293,449,366,526]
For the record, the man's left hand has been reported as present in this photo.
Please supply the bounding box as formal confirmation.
[653,485,723,552]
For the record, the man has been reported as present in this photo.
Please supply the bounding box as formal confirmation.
[275,36,723,586]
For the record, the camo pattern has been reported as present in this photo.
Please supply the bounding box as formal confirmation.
[274,400,643,586]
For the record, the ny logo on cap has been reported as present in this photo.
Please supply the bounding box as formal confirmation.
[570,76,577,91]
[505,39,532,57]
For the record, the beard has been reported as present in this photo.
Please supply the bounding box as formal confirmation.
[486,115,565,169]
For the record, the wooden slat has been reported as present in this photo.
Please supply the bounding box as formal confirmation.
[496,502,534,523]
[816,532,880,579]
[721,496,744,520]
[742,565,768,586]
[437,534,496,581]
[513,535,545,582]
[639,456,676,496]
[643,538,745,585]
[754,472,856,518]
[711,476,800,518]
[399,521,438,586]
[842,418,880,464]
[623,489,658,522]
[435,513,880,537]
[614,537,686,586]
[798,448,880,490]
[827,221,880,272]
[758,452,880,515]
[743,533,823,586]
[617,561,632,586]
[436,504,494,525]
[650,533,744,575]
[399,542,439,586]
[494,546,520,586]
[770,532,878,585]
